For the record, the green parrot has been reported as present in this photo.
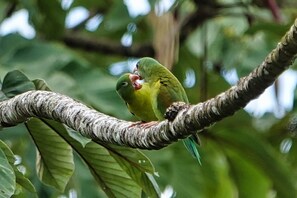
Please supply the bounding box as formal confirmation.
[116,73,158,122]
[133,57,201,164]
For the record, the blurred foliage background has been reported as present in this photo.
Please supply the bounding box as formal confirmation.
[1,0,297,197]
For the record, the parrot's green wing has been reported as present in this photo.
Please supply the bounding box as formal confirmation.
[148,65,188,120]
[153,68,201,165]
[157,74,188,115]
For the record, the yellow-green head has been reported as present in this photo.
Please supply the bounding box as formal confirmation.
[116,73,141,101]
[134,57,169,83]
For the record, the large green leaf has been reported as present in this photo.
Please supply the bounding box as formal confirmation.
[33,78,92,148]
[0,78,6,101]
[1,70,35,99]
[0,140,15,164]
[215,128,296,198]
[25,118,74,192]
[102,2,132,32]
[263,113,297,165]
[226,149,271,198]
[106,144,154,174]
[66,129,92,148]
[2,42,74,78]
[145,139,235,198]
[245,22,290,37]
[0,148,15,198]
[105,144,160,197]
[0,140,36,193]
[93,1,135,39]
[0,34,30,62]
[79,143,141,198]
[23,0,66,39]
[40,119,143,198]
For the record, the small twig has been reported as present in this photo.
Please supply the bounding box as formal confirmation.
[63,34,155,57]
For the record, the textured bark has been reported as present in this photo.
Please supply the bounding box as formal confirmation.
[1,19,297,150]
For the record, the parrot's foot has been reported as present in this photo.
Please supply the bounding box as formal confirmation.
[129,121,158,128]
[164,102,190,121]
[129,121,144,128]
[139,121,158,128]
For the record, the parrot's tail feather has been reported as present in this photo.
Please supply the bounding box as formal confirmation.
[183,136,202,165]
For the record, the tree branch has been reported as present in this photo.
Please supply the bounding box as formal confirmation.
[1,19,297,150]
[62,2,244,57]
[63,34,155,57]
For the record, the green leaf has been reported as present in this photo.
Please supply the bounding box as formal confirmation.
[106,144,154,173]
[105,144,160,197]
[25,0,66,39]
[81,143,141,198]
[32,79,51,91]
[67,129,92,147]
[0,78,7,101]
[226,149,271,198]
[0,140,36,193]
[41,119,142,198]
[245,22,290,37]
[35,76,90,151]
[2,70,35,98]
[0,148,15,198]
[147,140,235,198]
[103,2,132,32]
[215,129,297,198]
[14,171,36,193]
[0,34,30,62]
[0,140,15,165]
[25,118,74,192]
[93,4,136,39]
[2,43,74,78]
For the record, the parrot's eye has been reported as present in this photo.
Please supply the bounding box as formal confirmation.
[136,63,139,69]
[121,82,128,87]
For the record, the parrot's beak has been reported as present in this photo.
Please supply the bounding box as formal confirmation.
[133,67,137,74]
[133,68,142,80]
[129,74,142,90]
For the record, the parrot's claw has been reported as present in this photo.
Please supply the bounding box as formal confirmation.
[139,121,158,128]
[129,121,158,128]
[129,121,144,128]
